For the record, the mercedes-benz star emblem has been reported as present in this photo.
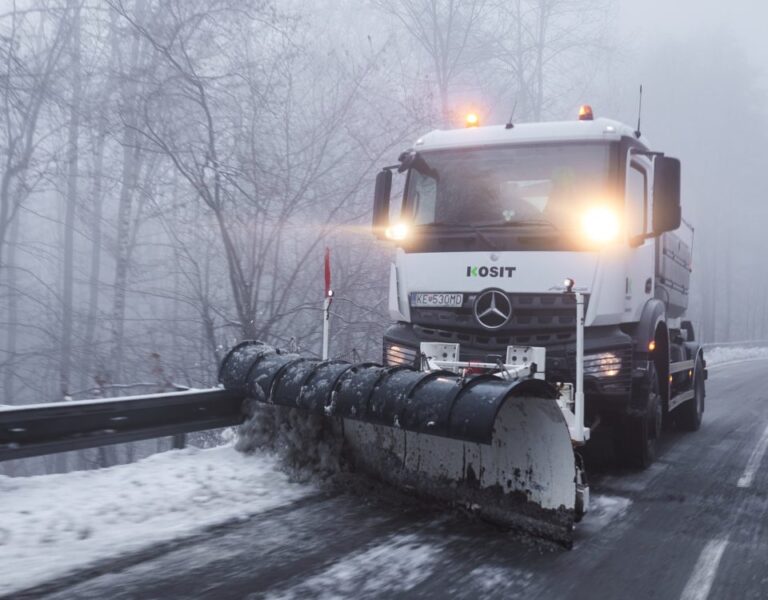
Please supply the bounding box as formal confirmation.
[474,289,512,329]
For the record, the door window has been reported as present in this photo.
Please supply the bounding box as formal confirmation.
[627,163,647,237]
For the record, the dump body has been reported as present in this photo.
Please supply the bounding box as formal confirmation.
[656,231,692,318]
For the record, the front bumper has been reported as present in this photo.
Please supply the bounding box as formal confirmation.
[383,322,636,416]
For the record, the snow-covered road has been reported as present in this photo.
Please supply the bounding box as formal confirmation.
[1,345,767,598]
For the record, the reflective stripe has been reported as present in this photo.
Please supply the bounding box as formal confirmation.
[669,389,695,410]
[670,360,695,374]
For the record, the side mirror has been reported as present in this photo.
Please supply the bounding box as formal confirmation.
[652,156,681,234]
[372,169,392,238]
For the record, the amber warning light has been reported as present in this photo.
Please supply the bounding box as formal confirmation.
[578,105,594,121]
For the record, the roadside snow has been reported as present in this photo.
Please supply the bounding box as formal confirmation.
[0,445,315,597]
[705,345,768,367]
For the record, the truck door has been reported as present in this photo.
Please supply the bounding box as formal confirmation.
[623,153,655,322]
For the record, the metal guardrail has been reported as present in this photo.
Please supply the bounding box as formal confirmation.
[0,388,246,462]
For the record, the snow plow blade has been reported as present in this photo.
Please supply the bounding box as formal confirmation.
[220,342,578,545]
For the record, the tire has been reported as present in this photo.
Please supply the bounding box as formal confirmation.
[676,358,705,432]
[617,363,662,469]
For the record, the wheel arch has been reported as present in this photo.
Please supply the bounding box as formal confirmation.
[685,342,707,399]
[634,299,670,405]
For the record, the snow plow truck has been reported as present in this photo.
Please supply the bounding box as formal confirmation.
[218,106,706,546]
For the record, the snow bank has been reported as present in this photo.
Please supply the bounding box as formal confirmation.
[0,445,315,596]
[705,345,768,367]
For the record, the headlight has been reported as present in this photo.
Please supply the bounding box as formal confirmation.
[581,206,620,244]
[384,343,418,366]
[583,352,622,377]
[385,222,409,241]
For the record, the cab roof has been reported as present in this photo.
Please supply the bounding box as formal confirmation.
[413,118,651,152]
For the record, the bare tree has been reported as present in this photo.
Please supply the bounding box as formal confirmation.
[0,2,70,409]
[372,0,490,125]
[488,0,610,121]
[59,0,81,397]
[112,0,413,353]
[107,0,152,383]
[0,2,69,267]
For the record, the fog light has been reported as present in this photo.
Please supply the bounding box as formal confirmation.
[584,352,622,377]
[384,343,418,367]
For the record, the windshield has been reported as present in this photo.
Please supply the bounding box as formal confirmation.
[403,143,614,230]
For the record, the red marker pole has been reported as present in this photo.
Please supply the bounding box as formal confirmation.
[322,248,332,360]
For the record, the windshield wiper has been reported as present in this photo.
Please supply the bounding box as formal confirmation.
[420,221,473,229]
[419,222,500,249]
[469,219,560,232]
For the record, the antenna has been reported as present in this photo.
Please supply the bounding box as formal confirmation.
[634,84,643,139]
[505,98,518,129]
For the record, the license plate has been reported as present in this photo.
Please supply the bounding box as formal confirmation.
[411,292,463,308]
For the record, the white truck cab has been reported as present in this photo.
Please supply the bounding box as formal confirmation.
[372,108,705,468]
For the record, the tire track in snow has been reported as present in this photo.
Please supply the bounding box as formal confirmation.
[5,492,333,600]
[260,533,444,600]
[37,494,448,600]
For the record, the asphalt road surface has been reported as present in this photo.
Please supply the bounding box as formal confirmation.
[16,358,768,600]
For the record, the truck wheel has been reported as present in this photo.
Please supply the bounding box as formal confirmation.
[617,364,662,469]
[676,359,704,432]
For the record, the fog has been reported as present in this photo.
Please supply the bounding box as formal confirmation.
[611,0,768,342]
[1,0,766,472]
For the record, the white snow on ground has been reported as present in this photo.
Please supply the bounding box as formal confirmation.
[578,494,632,536]
[1,345,759,596]
[263,533,443,600]
[705,345,768,367]
[0,445,315,597]
[468,565,534,596]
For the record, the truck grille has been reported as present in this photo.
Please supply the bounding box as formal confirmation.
[410,293,589,334]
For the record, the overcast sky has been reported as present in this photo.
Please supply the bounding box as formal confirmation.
[616,0,768,70]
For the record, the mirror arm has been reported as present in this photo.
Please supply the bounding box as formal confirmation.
[629,231,657,247]
[630,149,665,157]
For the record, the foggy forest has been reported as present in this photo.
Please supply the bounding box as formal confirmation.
[1,0,766,475]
